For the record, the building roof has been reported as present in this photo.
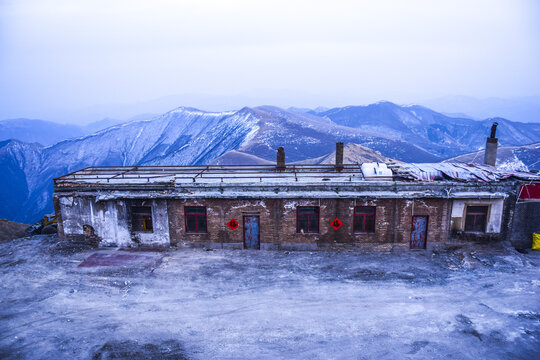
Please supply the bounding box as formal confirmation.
[53,163,539,200]
[54,163,539,186]
[55,164,367,186]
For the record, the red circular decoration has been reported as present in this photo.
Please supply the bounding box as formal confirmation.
[227,218,239,230]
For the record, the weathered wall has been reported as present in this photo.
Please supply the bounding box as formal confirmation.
[56,196,170,247]
[167,198,275,249]
[167,197,451,250]
[450,199,504,233]
[56,194,511,249]
[509,202,540,249]
[57,196,132,246]
[126,199,170,247]
[393,198,450,248]
[449,198,505,243]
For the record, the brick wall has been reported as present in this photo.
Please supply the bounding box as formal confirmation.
[166,197,451,249]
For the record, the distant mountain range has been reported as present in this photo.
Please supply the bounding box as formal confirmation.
[1,102,539,223]
[0,115,152,146]
[315,102,540,158]
[422,95,540,124]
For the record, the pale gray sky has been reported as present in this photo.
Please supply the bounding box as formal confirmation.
[1,0,539,123]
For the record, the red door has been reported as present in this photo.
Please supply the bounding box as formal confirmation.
[410,216,428,249]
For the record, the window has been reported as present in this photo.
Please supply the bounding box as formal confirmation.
[464,205,488,232]
[185,206,207,233]
[297,206,319,233]
[131,206,153,232]
[354,206,375,233]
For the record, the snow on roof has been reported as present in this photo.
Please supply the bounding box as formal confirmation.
[54,163,539,189]
[393,162,539,182]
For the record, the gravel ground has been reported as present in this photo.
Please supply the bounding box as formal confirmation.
[0,235,539,359]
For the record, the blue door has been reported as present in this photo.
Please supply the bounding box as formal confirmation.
[410,216,428,249]
[243,216,260,249]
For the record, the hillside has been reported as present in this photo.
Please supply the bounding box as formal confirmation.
[317,102,540,158]
[0,117,132,146]
[0,219,29,242]
[0,119,84,146]
[1,105,442,222]
[1,102,538,223]
[296,143,400,165]
[211,151,274,165]
[445,142,540,171]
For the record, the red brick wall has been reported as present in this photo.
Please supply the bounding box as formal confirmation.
[167,197,451,248]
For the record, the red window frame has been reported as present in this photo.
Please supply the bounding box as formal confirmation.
[296,206,320,233]
[353,206,376,233]
[464,205,488,233]
[184,206,207,233]
[131,206,153,232]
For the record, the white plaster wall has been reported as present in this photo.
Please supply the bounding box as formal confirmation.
[132,199,170,247]
[451,199,504,233]
[59,196,133,247]
[93,200,132,247]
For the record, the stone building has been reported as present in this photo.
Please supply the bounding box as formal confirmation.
[53,144,538,250]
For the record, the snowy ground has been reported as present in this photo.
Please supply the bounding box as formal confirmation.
[0,236,539,359]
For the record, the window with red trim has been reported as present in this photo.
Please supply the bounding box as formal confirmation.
[354,206,375,233]
[464,205,488,232]
[297,206,319,233]
[131,206,153,232]
[185,206,207,233]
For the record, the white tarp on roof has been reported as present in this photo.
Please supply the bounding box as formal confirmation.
[396,162,540,182]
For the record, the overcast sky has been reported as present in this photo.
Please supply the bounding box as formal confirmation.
[1,0,539,123]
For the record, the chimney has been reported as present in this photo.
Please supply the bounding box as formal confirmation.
[335,142,344,171]
[484,122,498,167]
[276,146,285,171]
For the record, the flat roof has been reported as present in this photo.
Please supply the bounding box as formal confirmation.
[54,164,367,186]
[54,163,539,187]
[53,164,540,200]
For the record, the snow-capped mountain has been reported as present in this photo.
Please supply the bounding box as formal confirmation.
[0,140,43,222]
[316,102,540,157]
[0,119,85,146]
[1,102,538,223]
[0,118,139,146]
[445,142,540,172]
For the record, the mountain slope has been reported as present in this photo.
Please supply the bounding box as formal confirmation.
[0,140,43,222]
[236,106,439,163]
[444,142,540,171]
[210,151,274,165]
[318,102,540,158]
[0,117,138,146]
[0,105,442,222]
[296,143,399,165]
[0,119,85,146]
[2,103,538,223]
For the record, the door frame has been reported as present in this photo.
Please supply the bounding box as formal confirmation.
[410,215,428,249]
[243,215,260,250]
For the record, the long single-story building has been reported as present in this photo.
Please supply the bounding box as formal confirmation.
[53,142,539,250]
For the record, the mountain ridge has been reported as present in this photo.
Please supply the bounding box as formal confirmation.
[1,102,538,223]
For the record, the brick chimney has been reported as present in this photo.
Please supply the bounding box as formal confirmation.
[484,122,498,167]
[276,146,286,171]
[335,142,344,171]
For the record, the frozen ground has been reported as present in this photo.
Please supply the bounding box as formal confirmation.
[0,236,539,359]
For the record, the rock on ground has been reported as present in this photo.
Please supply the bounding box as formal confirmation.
[0,219,29,242]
